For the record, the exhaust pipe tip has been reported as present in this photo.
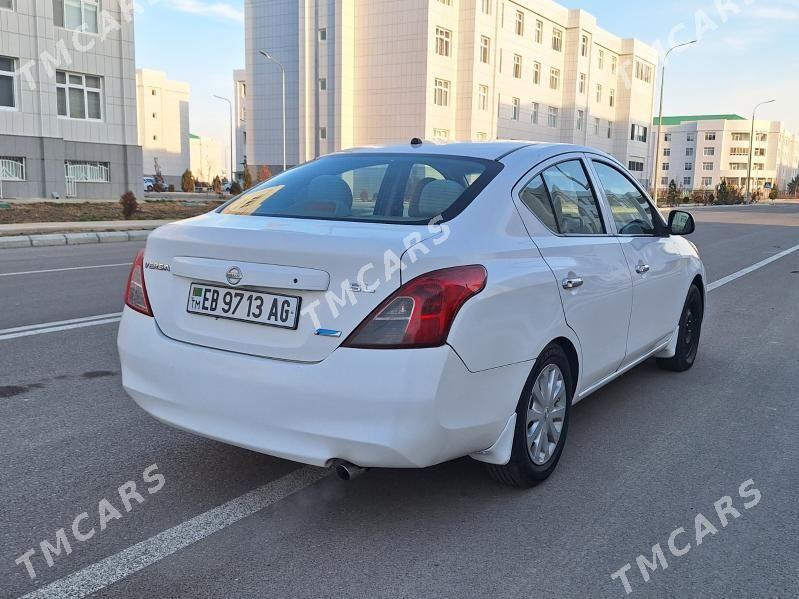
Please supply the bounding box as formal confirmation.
[332,460,367,481]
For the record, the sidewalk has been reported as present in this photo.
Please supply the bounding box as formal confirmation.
[0,219,172,249]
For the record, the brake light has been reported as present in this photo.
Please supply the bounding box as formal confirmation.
[125,249,153,316]
[343,265,486,349]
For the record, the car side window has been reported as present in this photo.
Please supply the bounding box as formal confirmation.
[519,175,559,233]
[539,160,605,234]
[592,161,656,235]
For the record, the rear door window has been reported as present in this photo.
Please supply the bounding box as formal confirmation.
[538,160,605,234]
[221,154,497,223]
[592,161,657,235]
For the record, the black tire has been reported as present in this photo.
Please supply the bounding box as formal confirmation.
[657,284,704,372]
[487,344,574,488]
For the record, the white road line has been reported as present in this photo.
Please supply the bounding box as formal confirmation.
[0,313,122,341]
[0,263,131,277]
[19,466,330,599]
[707,242,799,292]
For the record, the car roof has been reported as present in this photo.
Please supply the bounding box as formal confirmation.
[339,141,610,162]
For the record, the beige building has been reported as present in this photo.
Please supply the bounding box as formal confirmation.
[233,69,247,181]
[190,134,224,184]
[651,115,799,194]
[245,0,658,184]
[136,69,191,187]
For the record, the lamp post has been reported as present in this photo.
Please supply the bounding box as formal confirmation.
[653,40,697,202]
[212,95,234,184]
[745,99,775,204]
[258,49,287,173]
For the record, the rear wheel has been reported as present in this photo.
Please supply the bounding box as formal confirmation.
[487,344,573,488]
[657,284,704,372]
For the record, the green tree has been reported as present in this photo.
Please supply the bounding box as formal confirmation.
[181,169,195,193]
[667,179,679,207]
[769,184,778,201]
[788,175,799,196]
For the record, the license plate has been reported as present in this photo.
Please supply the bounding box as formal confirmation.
[187,283,301,329]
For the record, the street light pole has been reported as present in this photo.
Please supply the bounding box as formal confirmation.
[212,95,234,184]
[258,49,287,173]
[653,40,697,203]
[745,99,775,204]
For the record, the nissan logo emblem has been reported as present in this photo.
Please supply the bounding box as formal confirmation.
[226,266,243,286]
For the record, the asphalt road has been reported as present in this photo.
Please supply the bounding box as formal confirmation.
[1,204,798,598]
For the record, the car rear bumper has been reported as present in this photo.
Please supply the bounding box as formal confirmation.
[117,308,529,468]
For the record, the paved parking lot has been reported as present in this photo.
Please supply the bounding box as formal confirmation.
[1,204,798,598]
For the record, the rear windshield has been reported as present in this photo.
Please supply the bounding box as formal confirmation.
[219,153,500,223]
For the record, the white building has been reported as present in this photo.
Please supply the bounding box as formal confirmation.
[0,0,141,199]
[136,69,190,187]
[651,115,799,194]
[244,0,658,184]
[233,68,247,181]
[189,133,223,184]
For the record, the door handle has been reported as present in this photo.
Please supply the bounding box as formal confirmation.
[635,264,650,274]
[562,277,584,290]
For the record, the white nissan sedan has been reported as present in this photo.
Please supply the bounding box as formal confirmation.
[118,142,705,487]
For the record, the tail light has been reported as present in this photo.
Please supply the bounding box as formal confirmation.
[125,249,153,316]
[343,265,486,349]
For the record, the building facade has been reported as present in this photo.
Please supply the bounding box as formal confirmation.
[651,115,799,194]
[136,69,190,187]
[0,0,141,199]
[189,133,223,184]
[233,68,247,181]
[244,0,658,183]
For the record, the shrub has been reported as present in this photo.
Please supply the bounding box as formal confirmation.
[229,181,242,195]
[119,191,138,219]
[181,169,195,193]
[168,184,175,192]
[243,167,253,190]
[212,175,222,193]
[258,165,272,182]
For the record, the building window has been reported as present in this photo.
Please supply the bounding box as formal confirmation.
[479,36,491,64]
[151,112,157,119]
[686,133,696,142]
[594,117,600,135]
[576,110,584,131]
[318,28,327,41]
[684,177,692,186]
[628,161,644,172]
[532,102,539,125]
[732,132,750,142]
[432,128,450,139]
[477,84,488,111]
[0,157,25,180]
[754,148,766,157]
[595,84,602,103]
[685,162,693,171]
[728,163,748,171]
[664,133,672,142]
[549,67,560,90]
[661,177,669,186]
[319,127,327,140]
[481,0,491,15]
[611,55,617,74]
[319,78,327,91]
[662,163,670,171]
[0,0,14,9]
[433,78,450,107]
[609,88,615,107]
[701,177,713,186]
[0,56,17,109]
[513,54,522,78]
[705,132,716,141]
[578,73,585,94]
[65,160,109,182]
[535,19,543,43]
[631,124,648,143]
[56,71,102,120]
[515,10,524,36]
[53,0,99,33]
[476,132,488,140]
[552,29,562,52]
[703,162,714,171]
[532,62,541,85]
[435,27,452,57]
[703,147,715,156]
[730,147,749,156]
[607,121,614,138]
[547,106,558,128]
[581,35,588,57]
[437,0,452,5]
[598,49,604,69]
[755,132,768,142]
[663,148,671,156]
[634,61,652,83]
[152,135,157,141]
[511,97,520,120]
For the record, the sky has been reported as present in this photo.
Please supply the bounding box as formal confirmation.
[133,0,799,154]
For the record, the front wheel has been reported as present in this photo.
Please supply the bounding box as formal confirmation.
[657,284,704,372]
[487,344,574,488]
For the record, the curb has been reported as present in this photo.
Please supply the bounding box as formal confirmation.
[0,229,154,249]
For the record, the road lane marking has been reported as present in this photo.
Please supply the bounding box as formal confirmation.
[0,263,131,277]
[19,466,330,599]
[0,313,122,341]
[707,242,799,292]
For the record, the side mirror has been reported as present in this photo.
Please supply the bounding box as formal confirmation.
[668,210,695,236]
